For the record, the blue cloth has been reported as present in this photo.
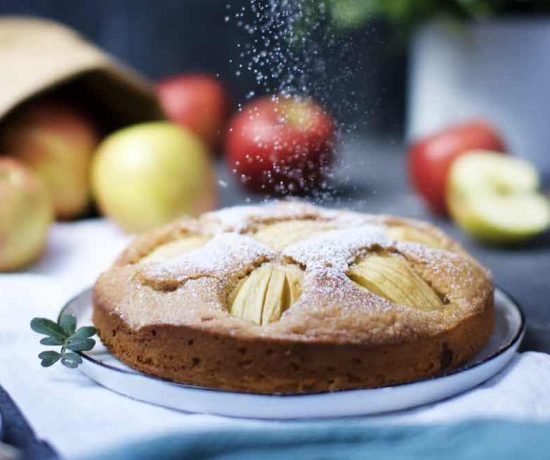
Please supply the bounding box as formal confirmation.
[82,420,550,460]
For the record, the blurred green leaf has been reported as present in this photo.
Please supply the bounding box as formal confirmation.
[329,0,379,29]
[66,337,96,352]
[30,318,67,342]
[59,315,77,336]
[72,326,97,340]
[40,336,65,346]
[61,352,82,369]
[317,0,531,34]
[38,351,61,367]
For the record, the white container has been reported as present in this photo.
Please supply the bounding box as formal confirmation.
[407,18,550,180]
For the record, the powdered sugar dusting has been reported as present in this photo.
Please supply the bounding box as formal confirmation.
[283,224,389,271]
[396,241,454,266]
[133,202,487,325]
[395,241,484,304]
[203,200,331,232]
[138,202,403,290]
[321,208,377,228]
[204,205,265,232]
[141,233,274,283]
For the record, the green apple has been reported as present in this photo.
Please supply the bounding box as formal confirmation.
[91,122,217,233]
[1,100,99,220]
[0,158,53,271]
[447,151,550,244]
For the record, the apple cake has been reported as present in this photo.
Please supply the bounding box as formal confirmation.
[93,201,494,394]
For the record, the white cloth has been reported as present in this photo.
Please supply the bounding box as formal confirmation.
[1,219,550,458]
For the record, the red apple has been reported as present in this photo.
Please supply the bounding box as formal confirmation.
[0,158,53,271]
[408,120,506,214]
[156,74,229,150]
[1,100,99,220]
[226,95,335,194]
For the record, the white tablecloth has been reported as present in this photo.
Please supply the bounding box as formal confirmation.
[1,220,550,458]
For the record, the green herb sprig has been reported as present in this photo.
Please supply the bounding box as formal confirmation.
[30,315,97,368]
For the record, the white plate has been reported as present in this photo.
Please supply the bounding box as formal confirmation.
[62,288,524,419]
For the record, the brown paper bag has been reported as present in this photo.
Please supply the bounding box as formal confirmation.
[0,16,163,128]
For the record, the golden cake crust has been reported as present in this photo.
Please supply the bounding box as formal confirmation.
[93,202,494,394]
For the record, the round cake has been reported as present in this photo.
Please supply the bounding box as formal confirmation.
[93,201,494,394]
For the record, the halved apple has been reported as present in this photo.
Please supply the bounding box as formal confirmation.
[447,151,550,244]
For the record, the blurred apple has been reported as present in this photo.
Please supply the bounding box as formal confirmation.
[91,122,217,233]
[1,100,99,220]
[156,74,229,150]
[0,158,53,271]
[447,151,550,244]
[226,95,334,194]
[409,120,506,215]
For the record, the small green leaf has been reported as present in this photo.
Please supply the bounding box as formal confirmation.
[66,337,95,352]
[30,318,67,341]
[61,352,82,369]
[38,351,61,367]
[33,315,97,371]
[59,315,77,336]
[72,326,97,339]
[39,350,60,360]
[40,336,65,346]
